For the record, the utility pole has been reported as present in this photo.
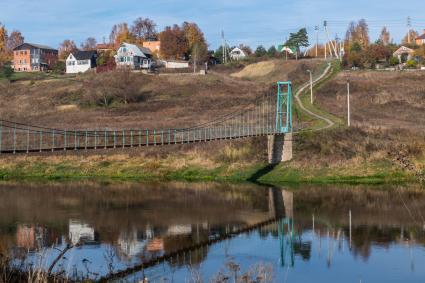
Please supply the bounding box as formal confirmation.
[347,81,351,127]
[315,26,319,57]
[324,21,339,59]
[307,70,313,104]
[221,30,226,64]
[407,16,412,44]
[325,39,327,60]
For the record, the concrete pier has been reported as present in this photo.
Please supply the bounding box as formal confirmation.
[267,133,293,164]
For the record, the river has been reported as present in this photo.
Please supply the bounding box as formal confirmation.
[0,182,424,282]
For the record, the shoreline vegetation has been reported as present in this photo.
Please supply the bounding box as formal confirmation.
[0,149,417,185]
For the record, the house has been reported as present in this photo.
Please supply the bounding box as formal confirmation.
[229,47,247,61]
[393,46,415,63]
[142,41,161,56]
[114,42,152,70]
[415,30,425,46]
[66,50,97,74]
[12,43,58,72]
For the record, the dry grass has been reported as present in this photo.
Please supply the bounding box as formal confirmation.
[231,61,276,78]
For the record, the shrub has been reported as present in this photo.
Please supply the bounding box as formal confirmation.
[388,56,399,66]
[0,63,14,79]
[406,59,417,69]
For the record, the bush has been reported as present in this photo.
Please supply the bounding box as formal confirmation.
[52,61,66,74]
[388,56,399,66]
[406,59,417,69]
[0,64,14,79]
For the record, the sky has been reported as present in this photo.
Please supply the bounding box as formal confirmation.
[0,0,425,50]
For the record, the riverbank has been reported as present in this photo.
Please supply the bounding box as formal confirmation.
[0,137,417,185]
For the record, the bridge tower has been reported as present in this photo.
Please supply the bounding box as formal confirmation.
[268,82,293,164]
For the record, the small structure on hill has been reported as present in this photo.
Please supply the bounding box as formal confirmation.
[12,43,58,72]
[415,30,425,46]
[229,47,247,61]
[114,42,152,70]
[393,46,415,63]
[66,50,97,74]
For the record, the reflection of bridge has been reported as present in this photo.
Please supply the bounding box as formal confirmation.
[99,187,295,282]
[0,82,293,163]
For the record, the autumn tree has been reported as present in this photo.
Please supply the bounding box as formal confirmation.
[110,23,135,49]
[379,27,391,46]
[159,25,188,60]
[59,39,77,59]
[182,22,208,66]
[130,17,158,43]
[81,37,97,50]
[345,19,370,49]
[402,30,419,45]
[6,30,24,52]
[0,23,8,66]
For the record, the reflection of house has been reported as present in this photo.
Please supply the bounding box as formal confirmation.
[415,30,425,46]
[114,42,152,70]
[117,229,148,258]
[12,43,58,72]
[167,225,192,236]
[147,238,164,252]
[229,47,246,61]
[69,220,95,245]
[66,51,97,74]
[393,46,415,63]
[16,224,49,250]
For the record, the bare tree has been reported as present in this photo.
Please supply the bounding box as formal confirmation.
[59,39,77,59]
[130,17,158,41]
[6,30,24,51]
[81,37,97,50]
[379,27,391,46]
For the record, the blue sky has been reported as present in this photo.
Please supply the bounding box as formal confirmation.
[1,0,424,50]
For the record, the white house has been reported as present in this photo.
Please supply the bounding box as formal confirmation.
[114,42,153,70]
[230,47,247,61]
[66,50,97,74]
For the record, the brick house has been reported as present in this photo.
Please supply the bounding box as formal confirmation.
[416,30,425,46]
[12,43,58,72]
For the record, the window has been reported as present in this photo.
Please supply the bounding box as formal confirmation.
[120,57,124,62]
[127,56,131,62]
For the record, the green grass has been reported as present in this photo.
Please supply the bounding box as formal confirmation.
[0,158,416,186]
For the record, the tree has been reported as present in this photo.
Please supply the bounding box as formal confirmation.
[59,39,77,59]
[110,23,135,49]
[267,46,278,57]
[402,30,419,45]
[6,30,24,52]
[80,37,97,51]
[238,44,252,56]
[0,23,8,66]
[130,17,158,42]
[379,27,391,46]
[254,45,267,57]
[159,25,188,60]
[183,22,208,64]
[345,19,370,49]
[285,28,309,59]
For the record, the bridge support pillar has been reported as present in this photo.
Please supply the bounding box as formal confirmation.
[267,133,293,164]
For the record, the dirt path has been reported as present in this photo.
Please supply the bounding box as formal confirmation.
[294,62,335,132]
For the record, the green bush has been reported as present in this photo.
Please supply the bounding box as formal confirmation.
[0,64,14,79]
[388,56,399,66]
[406,59,417,69]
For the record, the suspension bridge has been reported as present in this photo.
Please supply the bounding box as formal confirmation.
[0,62,334,163]
[0,81,295,162]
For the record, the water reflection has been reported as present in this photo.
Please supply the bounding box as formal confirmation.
[1,183,425,282]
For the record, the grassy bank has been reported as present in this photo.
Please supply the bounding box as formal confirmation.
[0,147,416,185]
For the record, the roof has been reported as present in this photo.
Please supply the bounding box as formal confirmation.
[14,43,57,51]
[120,42,152,57]
[70,50,97,60]
[230,47,246,56]
[416,34,425,40]
[96,43,113,50]
[393,46,415,56]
